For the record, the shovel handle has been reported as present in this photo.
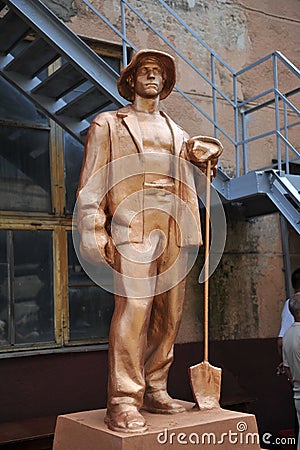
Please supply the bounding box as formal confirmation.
[204,160,211,362]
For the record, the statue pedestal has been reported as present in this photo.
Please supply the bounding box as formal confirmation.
[53,401,264,449]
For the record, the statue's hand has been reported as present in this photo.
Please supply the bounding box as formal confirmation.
[80,228,114,265]
[187,136,223,178]
[187,135,223,163]
[97,229,115,265]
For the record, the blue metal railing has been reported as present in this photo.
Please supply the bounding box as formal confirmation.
[81,0,299,178]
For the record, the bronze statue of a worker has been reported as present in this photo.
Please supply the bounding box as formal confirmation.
[76,49,223,433]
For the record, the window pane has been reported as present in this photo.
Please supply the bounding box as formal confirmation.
[68,285,113,340]
[0,77,48,125]
[64,134,84,214]
[0,231,9,345]
[68,232,114,341]
[102,55,120,73]
[13,230,54,345]
[0,125,52,212]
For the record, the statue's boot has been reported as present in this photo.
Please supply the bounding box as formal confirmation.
[105,405,148,433]
[143,390,186,414]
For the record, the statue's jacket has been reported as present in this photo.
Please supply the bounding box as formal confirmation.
[77,105,203,255]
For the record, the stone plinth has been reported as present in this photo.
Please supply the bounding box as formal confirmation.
[53,401,263,449]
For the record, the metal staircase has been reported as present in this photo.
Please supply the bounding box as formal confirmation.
[0,0,125,143]
[0,0,299,232]
[213,170,300,233]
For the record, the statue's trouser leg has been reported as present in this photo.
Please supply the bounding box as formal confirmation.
[107,239,157,412]
[144,219,188,393]
[107,216,188,412]
[107,278,187,412]
[107,294,154,411]
[144,277,186,394]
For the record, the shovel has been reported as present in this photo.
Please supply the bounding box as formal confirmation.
[188,159,222,409]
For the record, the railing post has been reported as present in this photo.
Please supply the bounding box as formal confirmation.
[211,54,218,138]
[241,110,248,175]
[120,0,128,68]
[284,101,289,174]
[233,74,240,177]
[273,53,281,171]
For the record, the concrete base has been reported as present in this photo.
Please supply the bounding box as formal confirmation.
[53,401,263,449]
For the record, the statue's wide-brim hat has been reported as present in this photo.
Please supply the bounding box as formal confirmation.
[117,49,176,101]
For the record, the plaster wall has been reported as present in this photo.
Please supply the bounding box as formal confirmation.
[43,0,300,341]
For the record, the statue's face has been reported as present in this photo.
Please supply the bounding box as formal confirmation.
[133,59,165,99]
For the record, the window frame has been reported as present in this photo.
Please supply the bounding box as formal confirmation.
[0,39,121,356]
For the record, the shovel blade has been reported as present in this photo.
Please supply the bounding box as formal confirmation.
[189,360,222,410]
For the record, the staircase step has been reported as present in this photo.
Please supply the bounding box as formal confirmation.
[286,174,300,192]
[271,172,300,207]
[32,62,86,99]
[5,37,60,76]
[55,86,112,120]
[0,11,30,54]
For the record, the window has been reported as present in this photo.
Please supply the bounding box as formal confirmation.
[0,41,120,354]
[0,123,52,213]
[67,232,114,342]
[0,230,54,346]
